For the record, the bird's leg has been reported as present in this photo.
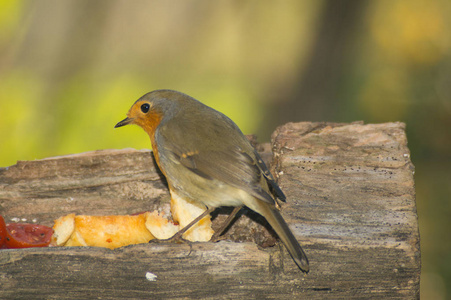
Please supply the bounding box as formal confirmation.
[150,206,216,244]
[210,206,243,242]
[172,206,216,240]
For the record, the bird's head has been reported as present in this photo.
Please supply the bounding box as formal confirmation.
[115,90,184,133]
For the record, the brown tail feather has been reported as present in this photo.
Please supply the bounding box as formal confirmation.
[256,203,309,273]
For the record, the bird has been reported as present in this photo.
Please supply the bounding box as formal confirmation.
[115,89,309,273]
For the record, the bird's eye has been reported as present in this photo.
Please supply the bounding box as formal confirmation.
[141,103,150,113]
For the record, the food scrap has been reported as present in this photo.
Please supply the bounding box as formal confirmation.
[0,216,53,249]
[1,195,214,250]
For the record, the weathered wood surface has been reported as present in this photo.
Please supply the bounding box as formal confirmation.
[0,122,420,299]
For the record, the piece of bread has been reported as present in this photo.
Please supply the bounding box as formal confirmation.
[170,192,214,242]
[52,213,155,249]
[145,211,179,240]
[52,196,214,249]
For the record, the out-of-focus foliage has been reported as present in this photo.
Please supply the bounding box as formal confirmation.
[0,1,450,299]
[0,0,320,163]
[358,2,451,298]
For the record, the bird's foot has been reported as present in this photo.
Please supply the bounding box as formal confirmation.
[149,232,191,244]
[209,232,228,243]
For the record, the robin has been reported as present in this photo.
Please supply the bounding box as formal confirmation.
[115,89,309,273]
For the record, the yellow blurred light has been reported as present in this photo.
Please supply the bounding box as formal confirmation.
[370,0,449,66]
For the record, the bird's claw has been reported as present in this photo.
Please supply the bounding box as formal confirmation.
[209,233,228,243]
[149,234,191,244]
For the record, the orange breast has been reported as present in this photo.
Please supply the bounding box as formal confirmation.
[150,134,162,174]
[141,111,164,175]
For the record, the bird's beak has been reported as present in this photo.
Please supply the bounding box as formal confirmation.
[115,117,133,128]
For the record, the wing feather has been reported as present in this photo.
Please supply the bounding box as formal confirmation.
[155,110,283,205]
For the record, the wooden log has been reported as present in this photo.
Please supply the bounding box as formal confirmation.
[0,122,420,299]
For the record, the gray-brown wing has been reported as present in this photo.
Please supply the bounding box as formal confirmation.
[157,132,276,206]
[253,149,286,202]
[178,146,276,205]
[155,110,277,205]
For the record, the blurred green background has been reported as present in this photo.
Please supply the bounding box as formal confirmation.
[0,1,450,298]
